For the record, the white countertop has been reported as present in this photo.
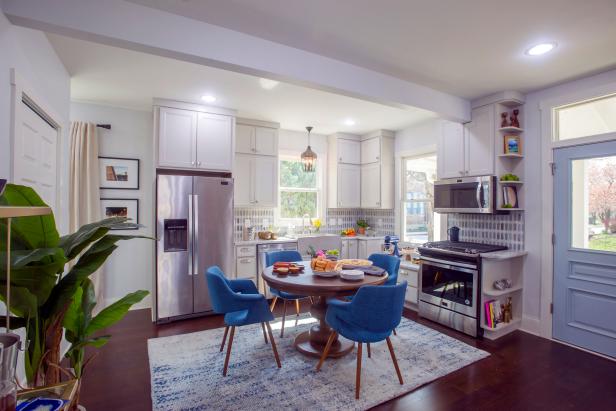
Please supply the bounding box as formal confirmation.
[235,234,386,246]
[480,250,528,260]
[234,237,297,246]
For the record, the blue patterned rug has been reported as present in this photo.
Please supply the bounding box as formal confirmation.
[148,316,489,410]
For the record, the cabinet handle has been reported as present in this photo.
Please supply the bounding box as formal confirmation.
[459,171,464,175]
[197,161,202,166]
[339,157,343,162]
[376,156,379,160]
[192,161,196,166]
[239,258,253,264]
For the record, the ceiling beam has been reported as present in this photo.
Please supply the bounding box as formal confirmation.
[2,0,470,122]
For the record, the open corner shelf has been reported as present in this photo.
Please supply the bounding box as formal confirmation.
[498,153,524,159]
[482,318,522,340]
[497,207,524,212]
[483,285,523,297]
[498,126,524,133]
[498,180,523,185]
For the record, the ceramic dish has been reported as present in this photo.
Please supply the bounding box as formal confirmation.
[339,269,365,281]
[313,271,338,278]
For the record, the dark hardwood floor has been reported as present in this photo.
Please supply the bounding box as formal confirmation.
[80,303,616,410]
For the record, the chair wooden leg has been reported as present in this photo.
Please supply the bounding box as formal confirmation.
[219,326,229,352]
[261,322,269,344]
[393,328,397,336]
[316,331,337,371]
[295,299,300,316]
[355,343,362,399]
[270,296,278,312]
[309,296,314,304]
[265,322,281,368]
[222,326,236,376]
[367,342,371,358]
[280,300,287,338]
[386,337,403,385]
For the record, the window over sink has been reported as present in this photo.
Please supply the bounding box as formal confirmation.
[278,156,321,221]
[401,153,441,244]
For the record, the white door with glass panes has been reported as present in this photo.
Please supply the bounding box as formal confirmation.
[337,164,360,208]
[253,155,277,207]
[465,105,494,177]
[196,112,233,171]
[158,107,197,168]
[437,121,465,179]
[361,163,381,208]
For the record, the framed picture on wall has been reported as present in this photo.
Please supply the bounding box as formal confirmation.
[100,198,139,230]
[503,135,521,155]
[99,156,140,189]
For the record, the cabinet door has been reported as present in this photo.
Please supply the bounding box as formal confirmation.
[348,239,358,259]
[465,105,495,177]
[234,154,253,207]
[361,137,380,164]
[254,127,278,156]
[253,155,278,207]
[341,239,349,259]
[337,139,360,164]
[158,107,197,168]
[358,240,368,259]
[235,124,254,154]
[196,113,233,171]
[437,121,466,179]
[236,256,257,279]
[366,239,383,257]
[337,164,361,208]
[361,163,381,208]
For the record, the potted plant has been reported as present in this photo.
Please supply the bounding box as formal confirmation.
[0,184,149,408]
[356,219,369,235]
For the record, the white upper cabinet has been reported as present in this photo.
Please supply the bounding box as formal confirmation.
[235,124,254,154]
[253,155,277,207]
[158,107,197,169]
[361,137,380,164]
[361,162,381,208]
[337,164,361,208]
[465,105,494,177]
[196,112,233,171]
[233,153,253,207]
[337,139,361,164]
[438,121,466,179]
[156,101,235,171]
[254,127,278,156]
[437,106,495,179]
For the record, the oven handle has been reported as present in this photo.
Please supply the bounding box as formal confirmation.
[420,256,478,272]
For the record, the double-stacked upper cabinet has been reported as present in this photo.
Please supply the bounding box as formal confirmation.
[155,101,235,172]
[437,106,494,179]
[327,134,361,208]
[233,119,279,207]
[360,131,394,209]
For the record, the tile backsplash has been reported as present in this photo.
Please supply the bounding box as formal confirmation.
[326,208,395,236]
[233,208,275,240]
[447,213,524,251]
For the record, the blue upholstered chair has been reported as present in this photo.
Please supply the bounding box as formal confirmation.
[368,253,401,335]
[266,250,312,337]
[206,266,281,376]
[316,282,407,399]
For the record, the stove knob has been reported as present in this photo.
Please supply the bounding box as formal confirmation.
[471,249,478,254]
[464,248,471,253]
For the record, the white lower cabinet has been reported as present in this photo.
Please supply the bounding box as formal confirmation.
[399,267,419,306]
[235,246,258,288]
[341,238,358,259]
[357,238,383,259]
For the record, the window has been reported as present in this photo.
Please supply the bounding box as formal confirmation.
[555,93,616,141]
[279,157,320,220]
[401,154,440,243]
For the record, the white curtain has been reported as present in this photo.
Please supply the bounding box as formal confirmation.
[69,122,104,306]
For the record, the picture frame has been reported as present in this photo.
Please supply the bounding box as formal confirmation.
[502,186,519,208]
[100,198,139,230]
[503,135,521,155]
[99,156,140,190]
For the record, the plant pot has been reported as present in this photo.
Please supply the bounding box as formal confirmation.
[358,227,366,235]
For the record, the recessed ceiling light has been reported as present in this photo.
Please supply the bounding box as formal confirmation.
[259,78,280,90]
[525,42,556,56]
[201,94,217,103]
[344,119,356,126]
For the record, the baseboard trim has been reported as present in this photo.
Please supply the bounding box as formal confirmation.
[520,315,541,336]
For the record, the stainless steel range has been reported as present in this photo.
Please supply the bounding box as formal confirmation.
[417,241,507,337]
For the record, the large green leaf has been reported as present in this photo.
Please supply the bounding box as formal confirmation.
[0,285,38,318]
[0,184,59,249]
[86,289,148,335]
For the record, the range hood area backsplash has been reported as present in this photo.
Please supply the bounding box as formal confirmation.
[447,213,524,251]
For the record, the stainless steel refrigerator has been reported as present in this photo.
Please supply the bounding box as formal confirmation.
[155,173,234,322]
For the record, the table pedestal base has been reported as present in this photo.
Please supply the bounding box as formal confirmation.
[292,295,354,358]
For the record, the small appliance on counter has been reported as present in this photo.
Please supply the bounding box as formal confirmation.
[447,226,460,242]
[384,235,400,257]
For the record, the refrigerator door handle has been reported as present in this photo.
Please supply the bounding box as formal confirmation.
[193,194,200,276]
[188,194,194,276]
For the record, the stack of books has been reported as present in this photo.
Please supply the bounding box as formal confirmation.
[484,299,502,328]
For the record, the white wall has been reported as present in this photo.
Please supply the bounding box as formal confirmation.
[0,10,71,231]
[70,102,154,310]
[522,68,616,335]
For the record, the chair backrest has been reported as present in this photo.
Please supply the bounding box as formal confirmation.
[205,266,235,314]
[349,281,407,332]
[369,253,400,286]
[265,250,302,266]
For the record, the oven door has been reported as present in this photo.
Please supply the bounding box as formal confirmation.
[433,175,494,213]
[419,258,478,318]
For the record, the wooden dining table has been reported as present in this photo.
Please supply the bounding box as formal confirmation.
[262,262,388,359]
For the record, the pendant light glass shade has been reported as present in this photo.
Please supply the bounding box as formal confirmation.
[301,126,317,172]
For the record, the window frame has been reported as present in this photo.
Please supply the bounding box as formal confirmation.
[553,92,616,143]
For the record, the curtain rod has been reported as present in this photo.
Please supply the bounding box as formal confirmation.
[96,124,111,130]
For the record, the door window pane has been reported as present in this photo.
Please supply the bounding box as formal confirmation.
[403,154,440,243]
[555,94,616,141]
[571,156,616,252]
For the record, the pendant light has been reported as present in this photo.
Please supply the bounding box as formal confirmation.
[301,126,317,172]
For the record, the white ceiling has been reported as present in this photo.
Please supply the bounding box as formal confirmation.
[47,34,436,135]
[126,0,616,99]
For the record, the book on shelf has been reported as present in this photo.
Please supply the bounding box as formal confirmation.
[484,299,503,329]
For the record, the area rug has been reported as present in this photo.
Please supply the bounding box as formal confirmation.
[148,316,489,410]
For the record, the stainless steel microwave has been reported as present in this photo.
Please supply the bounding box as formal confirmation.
[433,175,496,214]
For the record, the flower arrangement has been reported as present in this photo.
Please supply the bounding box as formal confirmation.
[312,218,322,232]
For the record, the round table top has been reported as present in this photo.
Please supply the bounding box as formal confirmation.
[261,261,388,297]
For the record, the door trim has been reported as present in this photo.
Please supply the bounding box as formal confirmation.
[539,82,616,342]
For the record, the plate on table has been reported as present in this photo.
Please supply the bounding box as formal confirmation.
[313,271,338,278]
[340,269,365,281]
[342,265,386,276]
